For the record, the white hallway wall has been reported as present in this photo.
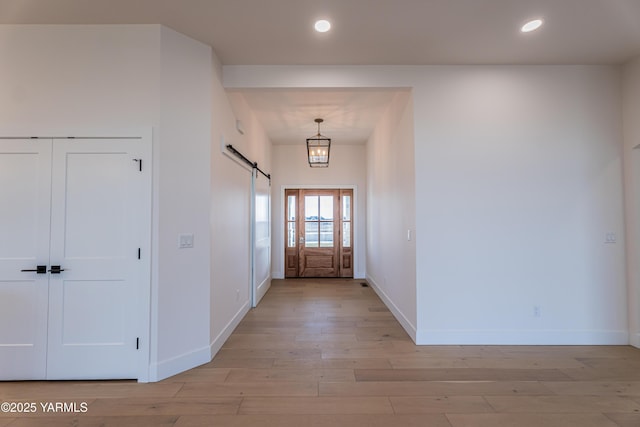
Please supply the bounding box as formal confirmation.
[271,143,367,279]
[366,91,416,340]
[156,25,212,380]
[415,66,625,344]
[210,87,272,353]
[224,64,628,345]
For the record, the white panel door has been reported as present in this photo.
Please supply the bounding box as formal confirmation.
[46,139,146,379]
[0,139,52,380]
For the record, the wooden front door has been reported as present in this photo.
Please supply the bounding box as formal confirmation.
[285,189,353,278]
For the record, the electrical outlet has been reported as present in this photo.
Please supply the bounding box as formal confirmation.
[179,233,194,249]
[605,232,616,244]
[533,306,541,318]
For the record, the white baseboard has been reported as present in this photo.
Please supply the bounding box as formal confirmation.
[210,300,251,357]
[150,345,211,382]
[366,275,417,342]
[630,332,640,348]
[272,271,284,279]
[415,328,630,345]
[255,276,271,306]
[148,300,251,382]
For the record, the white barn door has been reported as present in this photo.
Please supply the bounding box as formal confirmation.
[251,170,271,307]
[0,137,150,380]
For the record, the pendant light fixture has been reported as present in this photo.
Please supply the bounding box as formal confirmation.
[306,118,331,168]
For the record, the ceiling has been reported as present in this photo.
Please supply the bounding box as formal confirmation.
[1,0,639,65]
[230,89,404,145]
[2,0,639,145]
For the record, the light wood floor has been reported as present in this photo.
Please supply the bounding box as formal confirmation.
[2,278,640,426]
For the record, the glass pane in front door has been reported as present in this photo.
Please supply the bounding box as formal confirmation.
[319,196,334,220]
[320,221,333,247]
[305,221,319,247]
[305,196,318,220]
[342,195,351,221]
[287,195,296,221]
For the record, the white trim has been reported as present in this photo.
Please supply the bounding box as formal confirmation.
[150,344,211,382]
[415,329,629,345]
[133,129,153,383]
[279,184,359,279]
[152,300,251,381]
[250,170,256,307]
[630,333,640,348]
[0,127,151,139]
[255,275,271,305]
[210,301,251,358]
[366,275,417,342]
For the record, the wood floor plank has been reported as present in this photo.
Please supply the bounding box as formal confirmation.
[225,368,355,383]
[175,381,318,397]
[272,358,393,369]
[577,357,640,369]
[543,381,640,396]
[390,343,509,358]
[354,368,572,382]
[164,368,230,383]
[214,348,322,360]
[294,334,358,342]
[206,358,275,369]
[86,397,241,416]
[389,396,495,414]
[604,412,640,427]
[446,413,620,427]
[0,382,182,399]
[462,358,588,369]
[238,397,394,415]
[175,414,451,427]
[560,367,640,381]
[320,380,553,397]
[483,396,640,413]
[389,358,469,368]
[5,416,180,427]
[499,346,640,359]
[223,334,297,345]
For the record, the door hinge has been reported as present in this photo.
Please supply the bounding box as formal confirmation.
[132,158,142,171]
[136,337,140,350]
[138,248,141,260]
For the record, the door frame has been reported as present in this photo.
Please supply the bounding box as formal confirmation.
[0,128,152,383]
[280,184,358,279]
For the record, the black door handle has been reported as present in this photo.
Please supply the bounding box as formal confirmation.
[48,265,65,274]
[21,265,47,274]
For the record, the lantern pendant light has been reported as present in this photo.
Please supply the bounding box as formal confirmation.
[306,118,331,168]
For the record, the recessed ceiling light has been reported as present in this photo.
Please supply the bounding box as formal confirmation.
[521,19,543,33]
[314,19,331,33]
